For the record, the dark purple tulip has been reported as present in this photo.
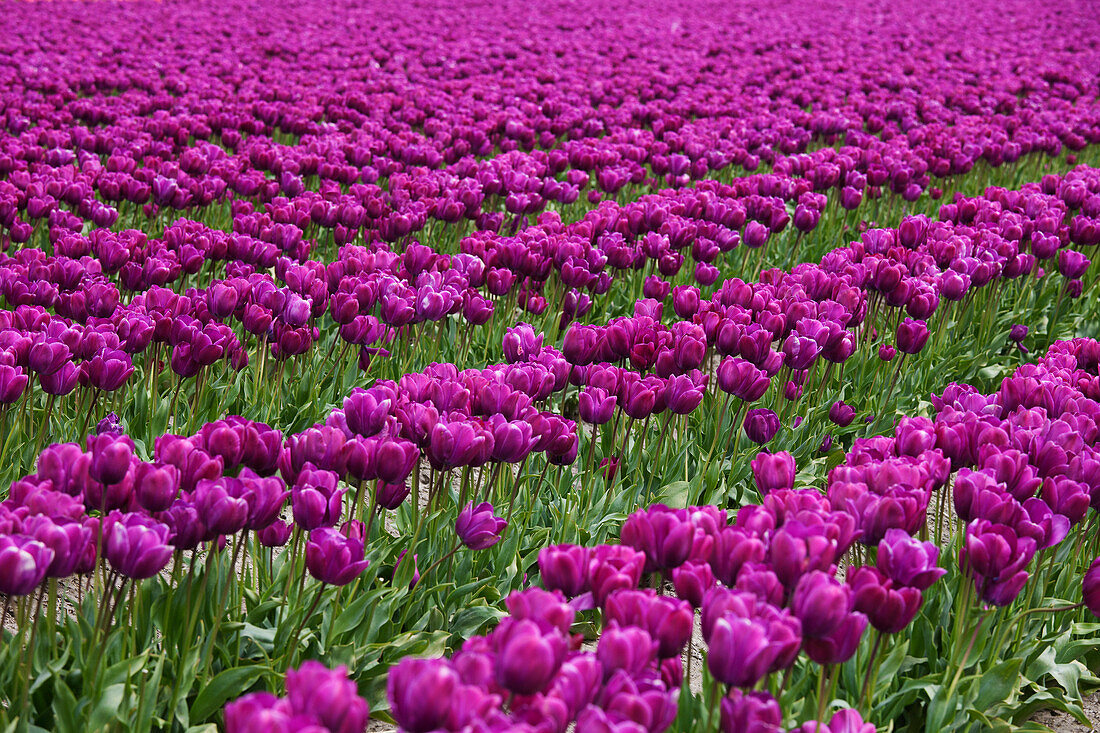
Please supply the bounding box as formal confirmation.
[743,409,780,445]
[876,529,945,590]
[134,461,181,512]
[717,358,771,402]
[239,471,290,531]
[804,611,867,665]
[1057,249,1090,279]
[0,364,28,404]
[895,318,929,355]
[579,387,617,425]
[291,465,344,530]
[386,658,462,733]
[104,512,174,580]
[305,527,369,586]
[0,536,54,595]
[375,481,410,511]
[720,690,783,733]
[285,661,370,733]
[829,401,856,427]
[493,618,568,695]
[672,560,716,609]
[538,544,589,597]
[88,433,134,486]
[791,571,851,638]
[1085,557,1100,619]
[849,566,923,633]
[456,501,507,550]
[588,544,646,606]
[605,589,693,659]
[751,451,796,495]
[596,623,658,680]
[193,478,249,539]
[1009,324,1028,343]
[620,505,694,572]
[705,614,776,688]
[878,343,896,361]
[258,520,292,548]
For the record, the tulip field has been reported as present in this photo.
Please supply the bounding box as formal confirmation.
[5,0,1100,731]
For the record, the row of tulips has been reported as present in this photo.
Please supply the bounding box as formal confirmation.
[0,160,1099,495]
[366,335,1100,733]
[4,0,1100,258]
[0,166,1099,728]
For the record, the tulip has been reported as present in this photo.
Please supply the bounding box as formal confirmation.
[720,690,783,733]
[1084,557,1100,619]
[0,536,54,595]
[305,527,369,586]
[285,661,370,733]
[829,401,856,427]
[538,544,589,597]
[103,512,174,580]
[895,318,929,355]
[492,618,567,695]
[743,409,780,445]
[456,501,507,550]
[751,451,796,495]
[791,570,851,637]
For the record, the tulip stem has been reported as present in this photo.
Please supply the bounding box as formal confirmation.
[287,582,326,668]
[859,630,883,714]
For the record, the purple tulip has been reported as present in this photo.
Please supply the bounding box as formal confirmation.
[305,527,369,586]
[538,544,589,597]
[720,690,783,733]
[743,409,780,445]
[103,512,174,580]
[456,501,507,550]
[829,401,856,427]
[0,536,54,595]
[751,451,796,495]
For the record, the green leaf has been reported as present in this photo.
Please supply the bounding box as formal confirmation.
[974,657,1022,712]
[189,665,269,723]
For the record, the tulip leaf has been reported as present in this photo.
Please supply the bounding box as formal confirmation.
[189,665,269,722]
[974,657,1022,712]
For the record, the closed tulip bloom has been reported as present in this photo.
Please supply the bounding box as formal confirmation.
[88,433,134,486]
[538,544,589,597]
[751,451,796,495]
[284,661,370,733]
[829,401,856,427]
[705,615,776,688]
[588,544,646,606]
[620,505,694,573]
[493,618,568,695]
[791,571,851,638]
[579,387,617,425]
[0,364,28,404]
[717,358,771,402]
[895,318,929,355]
[804,611,867,665]
[596,623,658,680]
[849,566,923,633]
[743,409,780,445]
[305,527,369,586]
[0,536,54,595]
[1057,249,1090,279]
[720,689,783,733]
[223,693,301,733]
[1084,557,1100,619]
[386,658,462,733]
[103,512,173,580]
[456,501,507,550]
[672,561,716,608]
[605,589,693,659]
[193,477,250,538]
[134,461,181,512]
